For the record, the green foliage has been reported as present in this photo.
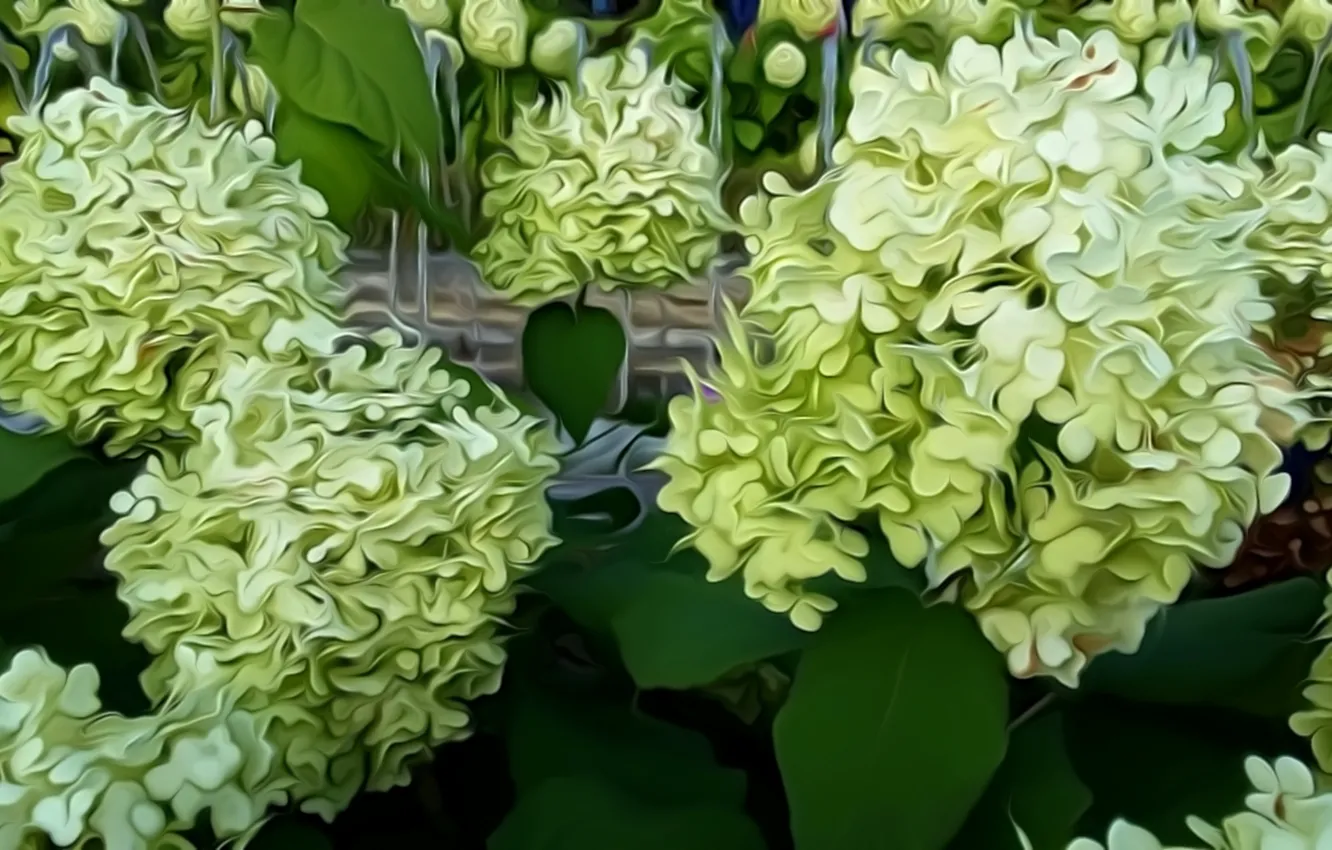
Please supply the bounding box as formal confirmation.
[773,590,1010,850]
[246,0,442,158]
[1081,578,1325,715]
[521,302,625,444]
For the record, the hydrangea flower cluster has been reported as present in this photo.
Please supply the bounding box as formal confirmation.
[471,47,730,303]
[655,24,1314,686]
[0,82,563,849]
[0,79,346,455]
[1068,756,1332,850]
[101,329,561,817]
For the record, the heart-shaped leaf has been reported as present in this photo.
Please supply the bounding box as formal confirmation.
[522,302,625,444]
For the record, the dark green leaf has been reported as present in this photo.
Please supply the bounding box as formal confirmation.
[759,90,788,122]
[532,513,813,689]
[500,642,748,808]
[774,590,1009,850]
[246,0,442,159]
[949,712,1091,850]
[270,103,381,230]
[1081,578,1324,714]
[1065,698,1302,845]
[0,429,83,504]
[522,302,625,444]
[488,776,767,850]
[246,815,334,850]
[734,119,765,151]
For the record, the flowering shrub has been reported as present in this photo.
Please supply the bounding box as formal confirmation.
[5,2,1332,850]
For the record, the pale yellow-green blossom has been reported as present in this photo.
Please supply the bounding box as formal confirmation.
[102,330,561,818]
[0,648,288,850]
[1067,756,1332,850]
[459,0,527,69]
[14,0,124,47]
[655,27,1310,686]
[851,0,1017,42]
[392,0,453,30]
[0,79,346,455]
[757,0,838,39]
[472,49,730,303]
[763,41,808,88]
[530,19,585,78]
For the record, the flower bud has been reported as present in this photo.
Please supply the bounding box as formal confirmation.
[762,41,807,88]
[391,0,452,31]
[530,19,584,79]
[758,0,838,40]
[459,0,527,69]
[164,0,214,41]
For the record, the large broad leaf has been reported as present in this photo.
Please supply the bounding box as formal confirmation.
[1081,578,1325,716]
[522,302,625,445]
[0,428,83,504]
[533,513,924,691]
[499,637,750,808]
[949,712,1091,850]
[488,776,767,850]
[246,0,442,159]
[773,589,1009,850]
[531,514,812,690]
[1065,697,1304,845]
[269,103,382,231]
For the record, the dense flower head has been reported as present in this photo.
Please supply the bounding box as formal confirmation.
[471,48,730,303]
[655,25,1312,686]
[1068,756,1332,849]
[0,648,288,850]
[0,79,347,455]
[101,330,562,817]
[851,0,1019,42]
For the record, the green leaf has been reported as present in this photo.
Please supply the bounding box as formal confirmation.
[246,816,334,850]
[532,513,812,689]
[246,0,442,159]
[0,429,83,504]
[759,90,788,122]
[500,638,749,808]
[774,590,1009,850]
[488,776,767,850]
[270,103,380,230]
[1065,697,1302,845]
[949,712,1091,850]
[522,302,625,444]
[734,119,765,151]
[1080,578,1325,714]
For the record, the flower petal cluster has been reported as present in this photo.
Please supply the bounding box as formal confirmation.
[1069,756,1332,850]
[0,648,288,850]
[0,79,346,454]
[471,48,730,303]
[100,329,561,817]
[655,27,1309,686]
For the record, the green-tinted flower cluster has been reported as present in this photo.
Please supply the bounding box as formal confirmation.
[0,79,563,850]
[1068,756,1332,850]
[655,27,1311,686]
[0,648,289,850]
[472,48,730,303]
[0,79,346,454]
[851,0,1019,42]
[101,328,561,818]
